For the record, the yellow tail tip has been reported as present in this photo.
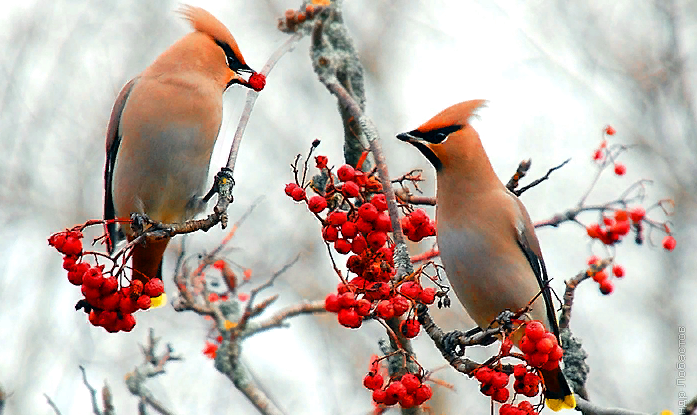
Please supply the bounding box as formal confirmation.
[150,293,167,308]
[546,394,576,411]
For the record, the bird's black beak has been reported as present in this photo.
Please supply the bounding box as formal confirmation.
[397,131,421,144]
[396,130,442,170]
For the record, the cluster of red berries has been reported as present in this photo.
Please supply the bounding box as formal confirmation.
[512,364,541,398]
[499,401,539,415]
[278,3,322,32]
[592,125,626,175]
[365,370,433,409]
[287,159,437,336]
[586,256,624,295]
[203,334,224,359]
[49,229,164,333]
[586,207,645,245]
[519,321,563,370]
[474,367,510,403]
[401,209,436,242]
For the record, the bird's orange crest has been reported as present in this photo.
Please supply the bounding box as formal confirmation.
[177,5,246,65]
[416,100,487,133]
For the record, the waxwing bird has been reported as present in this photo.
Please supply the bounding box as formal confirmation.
[397,100,576,411]
[104,6,256,283]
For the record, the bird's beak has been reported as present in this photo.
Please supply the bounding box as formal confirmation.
[227,65,257,89]
[397,131,421,144]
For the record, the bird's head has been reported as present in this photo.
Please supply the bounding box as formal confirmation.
[397,100,487,171]
[178,5,257,90]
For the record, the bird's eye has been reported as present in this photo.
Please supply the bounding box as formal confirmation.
[434,132,448,143]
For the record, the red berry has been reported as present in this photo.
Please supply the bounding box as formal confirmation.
[324,293,341,312]
[418,287,436,305]
[500,337,513,356]
[549,345,564,362]
[400,374,421,393]
[354,218,373,234]
[592,149,604,161]
[315,155,328,169]
[399,393,416,409]
[144,278,164,297]
[48,232,67,249]
[614,163,627,176]
[119,313,136,332]
[409,209,429,227]
[520,335,536,354]
[337,164,356,182]
[284,183,299,196]
[612,264,625,277]
[341,221,358,239]
[337,308,362,328]
[60,236,83,256]
[322,225,339,242]
[373,213,392,232]
[62,256,77,271]
[586,223,603,239]
[351,235,368,254]
[605,125,616,135]
[355,299,372,316]
[663,235,676,251]
[629,206,646,223]
[587,255,600,266]
[363,373,384,390]
[599,279,614,295]
[334,239,351,254]
[67,262,89,286]
[82,284,101,306]
[592,270,608,283]
[475,367,493,383]
[513,364,527,378]
[391,295,410,316]
[603,217,615,226]
[338,292,356,308]
[358,203,379,222]
[372,388,387,404]
[609,220,630,236]
[83,267,104,289]
[247,72,266,91]
[528,351,549,367]
[535,337,554,354]
[99,276,118,295]
[614,210,629,222]
[371,194,388,211]
[414,384,432,404]
[524,321,545,342]
[366,231,387,250]
[385,381,408,401]
[291,186,306,201]
[341,181,360,198]
[491,372,509,388]
[308,195,327,213]
[399,319,421,338]
[346,255,363,273]
[137,295,152,310]
[101,292,120,311]
[119,296,138,314]
[88,310,100,326]
[328,211,348,226]
[541,359,560,371]
[492,387,509,403]
[399,281,422,299]
[376,300,395,319]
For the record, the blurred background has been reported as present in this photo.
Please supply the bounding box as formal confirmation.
[1,0,695,414]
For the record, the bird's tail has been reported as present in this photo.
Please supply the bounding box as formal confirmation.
[131,238,169,282]
[541,367,576,411]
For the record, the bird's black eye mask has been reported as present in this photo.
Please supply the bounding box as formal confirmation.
[406,124,463,144]
[215,40,253,73]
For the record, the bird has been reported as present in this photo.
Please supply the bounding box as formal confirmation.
[104,6,256,286]
[397,100,576,411]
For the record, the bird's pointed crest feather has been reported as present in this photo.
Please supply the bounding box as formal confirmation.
[416,100,487,133]
[178,5,246,65]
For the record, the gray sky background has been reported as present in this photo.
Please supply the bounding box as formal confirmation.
[0,0,695,414]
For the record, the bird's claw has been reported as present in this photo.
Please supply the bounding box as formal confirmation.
[443,330,466,356]
[203,167,235,204]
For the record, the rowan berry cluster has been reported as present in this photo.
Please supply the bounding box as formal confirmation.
[592,125,626,176]
[48,228,164,333]
[278,3,323,32]
[499,401,539,415]
[474,367,511,403]
[519,321,563,370]
[286,155,438,336]
[512,364,541,398]
[586,256,624,295]
[585,207,644,246]
[401,209,436,242]
[363,358,433,409]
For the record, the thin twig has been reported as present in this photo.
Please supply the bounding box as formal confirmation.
[513,158,570,197]
[79,366,102,415]
[44,394,62,415]
[575,397,648,415]
[242,300,326,338]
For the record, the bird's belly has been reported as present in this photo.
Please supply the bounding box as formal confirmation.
[436,226,547,330]
[113,125,213,225]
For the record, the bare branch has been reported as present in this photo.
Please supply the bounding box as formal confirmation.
[79,366,102,415]
[576,397,649,415]
[44,394,62,415]
[242,300,327,338]
[513,158,570,197]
